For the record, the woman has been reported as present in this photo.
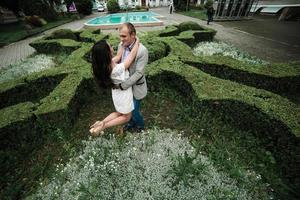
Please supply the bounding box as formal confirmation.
[89,38,139,136]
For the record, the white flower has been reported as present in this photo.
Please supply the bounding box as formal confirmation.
[0,54,55,83]
[27,128,270,200]
[193,41,268,65]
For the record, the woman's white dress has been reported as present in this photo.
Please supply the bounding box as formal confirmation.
[110,63,134,114]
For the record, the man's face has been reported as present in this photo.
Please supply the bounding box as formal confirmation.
[119,26,135,47]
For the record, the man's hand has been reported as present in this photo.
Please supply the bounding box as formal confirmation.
[112,84,120,89]
[112,84,124,90]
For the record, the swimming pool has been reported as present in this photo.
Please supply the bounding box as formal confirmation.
[84,12,164,29]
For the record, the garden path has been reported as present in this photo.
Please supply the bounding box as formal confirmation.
[146,7,300,63]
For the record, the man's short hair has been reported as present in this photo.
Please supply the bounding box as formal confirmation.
[120,22,136,35]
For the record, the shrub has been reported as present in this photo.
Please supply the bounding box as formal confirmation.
[142,6,149,11]
[21,0,58,21]
[204,0,214,9]
[107,0,120,13]
[190,4,205,10]
[178,21,203,32]
[142,37,168,63]
[74,0,93,15]
[158,25,180,37]
[25,15,47,27]
[50,29,78,40]
[29,39,81,54]
[79,29,107,43]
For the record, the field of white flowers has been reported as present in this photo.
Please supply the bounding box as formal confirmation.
[193,41,268,65]
[27,128,270,200]
[0,54,55,83]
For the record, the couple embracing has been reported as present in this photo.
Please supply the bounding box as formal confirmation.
[89,23,148,136]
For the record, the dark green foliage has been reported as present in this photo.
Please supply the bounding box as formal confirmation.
[0,0,19,13]
[193,28,216,41]
[79,29,107,43]
[189,4,205,10]
[170,152,208,186]
[29,39,81,54]
[176,29,217,47]
[0,74,66,109]
[1,23,300,199]
[178,21,203,32]
[74,0,93,15]
[158,25,180,37]
[173,0,190,11]
[204,0,214,9]
[142,37,168,63]
[25,15,47,27]
[184,58,300,98]
[20,0,58,21]
[49,29,78,40]
[106,0,120,13]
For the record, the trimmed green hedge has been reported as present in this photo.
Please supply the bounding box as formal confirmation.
[157,22,216,47]
[1,23,299,193]
[0,73,66,109]
[48,29,78,40]
[79,29,108,43]
[158,25,180,37]
[182,55,300,96]
[146,55,300,190]
[178,21,203,32]
[29,39,82,54]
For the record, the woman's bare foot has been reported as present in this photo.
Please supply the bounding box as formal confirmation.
[89,121,105,137]
[90,120,102,129]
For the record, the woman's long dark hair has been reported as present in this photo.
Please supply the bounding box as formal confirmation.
[91,40,113,88]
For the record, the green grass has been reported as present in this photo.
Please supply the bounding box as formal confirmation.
[0,16,77,47]
[177,9,207,21]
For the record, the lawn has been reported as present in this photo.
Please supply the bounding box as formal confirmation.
[0,15,77,47]
[177,9,207,21]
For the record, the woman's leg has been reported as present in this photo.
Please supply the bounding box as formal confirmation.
[90,112,121,128]
[103,113,131,129]
[90,112,131,135]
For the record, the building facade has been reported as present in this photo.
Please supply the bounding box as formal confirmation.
[213,0,259,20]
[97,0,171,7]
[96,0,259,20]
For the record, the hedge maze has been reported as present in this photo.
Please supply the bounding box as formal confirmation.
[0,22,299,194]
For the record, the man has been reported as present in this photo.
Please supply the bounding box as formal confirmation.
[114,22,148,132]
[169,2,173,14]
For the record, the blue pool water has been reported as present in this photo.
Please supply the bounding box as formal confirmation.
[86,12,162,25]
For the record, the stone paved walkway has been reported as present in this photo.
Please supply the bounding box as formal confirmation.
[1,7,299,69]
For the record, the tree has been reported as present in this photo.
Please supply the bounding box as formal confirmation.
[74,0,93,15]
[20,0,58,20]
[0,0,19,13]
[174,0,190,11]
[106,0,120,13]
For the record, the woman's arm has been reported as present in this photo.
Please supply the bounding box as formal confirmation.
[123,38,140,69]
[112,43,123,64]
